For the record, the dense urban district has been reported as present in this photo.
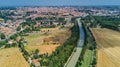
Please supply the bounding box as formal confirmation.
[0,6,120,67]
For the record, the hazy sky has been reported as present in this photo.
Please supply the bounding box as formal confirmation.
[0,0,120,6]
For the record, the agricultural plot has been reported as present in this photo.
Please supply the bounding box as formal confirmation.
[24,28,71,55]
[90,28,120,67]
[0,48,29,67]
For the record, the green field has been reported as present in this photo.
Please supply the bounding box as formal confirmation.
[23,31,45,46]
[78,49,92,67]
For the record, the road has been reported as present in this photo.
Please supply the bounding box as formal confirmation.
[65,18,85,67]
[0,30,21,49]
[0,31,18,41]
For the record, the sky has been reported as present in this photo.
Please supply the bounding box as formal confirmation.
[0,0,120,7]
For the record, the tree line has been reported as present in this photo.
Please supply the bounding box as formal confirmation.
[81,16,120,31]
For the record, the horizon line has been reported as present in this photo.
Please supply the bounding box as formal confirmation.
[0,5,120,8]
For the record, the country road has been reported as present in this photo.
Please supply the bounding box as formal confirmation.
[65,18,85,67]
[0,31,21,49]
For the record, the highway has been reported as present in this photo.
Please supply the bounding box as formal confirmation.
[65,18,85,67]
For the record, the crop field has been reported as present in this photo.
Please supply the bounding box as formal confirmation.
[24,28,71,55]
[0,48,29,67]
[90,28,120,67]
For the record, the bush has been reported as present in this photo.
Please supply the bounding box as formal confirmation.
[91,57,97,65]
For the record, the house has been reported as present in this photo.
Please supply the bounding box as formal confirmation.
[32,59,40,67]
[8,40,14,44]
[28,57,32,64]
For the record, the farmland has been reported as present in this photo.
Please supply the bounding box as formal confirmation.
[0,48,29,67]
[24,27,71,55]
[90,28,120,67]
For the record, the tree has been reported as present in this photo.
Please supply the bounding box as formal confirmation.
[35,49,39,54]
[0,33,6,39]
[92,57,97,65]
[10,34,18,40]
[35,17,43,20]
[5,43,10,48]
[16,26,21,31]
[58,17,65,22]
[12,42,18,47]
[0,40,8,47]
[24,27,31,33]
[89,45,93,50]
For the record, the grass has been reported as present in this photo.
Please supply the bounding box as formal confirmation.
[24,32,44,45]
[0,48,29,67]
[24,28,71,55]
[26,45,60,55]
[90,28,120,67]
[78,49,92,67]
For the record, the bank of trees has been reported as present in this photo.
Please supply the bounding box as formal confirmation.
[100,21,119,30]
[71,17,79,23]
[18,37,29,60]
[82,16,120,31]
[0,33,6,39]
[94,16,119,31]
[0,40,8,47]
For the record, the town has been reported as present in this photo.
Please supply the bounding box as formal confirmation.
[0,6,120,67]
